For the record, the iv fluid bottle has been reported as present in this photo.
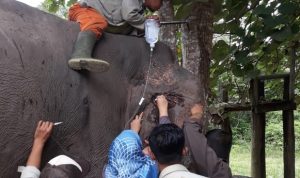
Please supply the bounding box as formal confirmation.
[145,19,160,50]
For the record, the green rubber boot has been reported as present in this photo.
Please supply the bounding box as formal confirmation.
[68,31,110,73]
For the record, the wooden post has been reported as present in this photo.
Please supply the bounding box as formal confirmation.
[250,79,266,178]
[283,78,295,178]
[220,85,232,163]
[282,42,297,178]
[220,85,232,133]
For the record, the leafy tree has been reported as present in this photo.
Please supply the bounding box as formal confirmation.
[211,0,300,105]
[41,0,76,18]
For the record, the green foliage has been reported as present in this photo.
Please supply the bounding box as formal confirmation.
[42,0,62,12]
[273,111,300,151]
[266,112,284,149]
[295,119,300,151]
[230,145,251,176]
[173,0,208,19]
[211,0,300,107]
[230,145,300,177]
[41,0,77,18]
[213,0,300,78]
[174,2,195,19]
[229,111,300,151]
[230,112,252,145]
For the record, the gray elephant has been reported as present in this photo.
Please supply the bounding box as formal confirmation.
[0,1,201,177]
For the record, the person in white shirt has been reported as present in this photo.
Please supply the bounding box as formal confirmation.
[19,120,89,178]
[147,123,207,178]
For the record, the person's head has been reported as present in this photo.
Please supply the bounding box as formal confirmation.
[40,155,90,178]
[104,130,158,178]
[144,0,162,11]
[148,123,186,165]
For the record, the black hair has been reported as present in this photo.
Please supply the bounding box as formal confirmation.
[148,123,185,164]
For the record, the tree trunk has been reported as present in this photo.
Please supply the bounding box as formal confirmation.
[158,0,178,60]
[181,0,214,128]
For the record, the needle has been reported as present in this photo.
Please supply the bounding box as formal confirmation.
[54,122,63,126]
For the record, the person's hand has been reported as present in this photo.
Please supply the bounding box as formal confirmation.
[146,15,160,26]
[143,146,155,160]
[147,15,160,20]
[190,103,204,121]
[130,112,143,133]
[25,120,53,169]
[33,120,53,145]
[155,95,168,117]
[143,140,155,160]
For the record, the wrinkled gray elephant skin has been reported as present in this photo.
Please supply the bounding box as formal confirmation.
[0,1,201,177]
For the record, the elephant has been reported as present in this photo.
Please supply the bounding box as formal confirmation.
[0,0,202,177]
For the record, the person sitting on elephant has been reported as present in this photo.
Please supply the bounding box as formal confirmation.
[152,95,232,178]
[19,121,90,178]
[68,0,162,73]
[103,113,159,178]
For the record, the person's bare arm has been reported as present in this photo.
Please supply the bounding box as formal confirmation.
[156,95,168,117]
[155,95,171,124]
[26,121,53,169]
[130,112,143,133]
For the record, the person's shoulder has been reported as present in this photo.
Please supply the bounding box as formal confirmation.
[160,164,207,178]
[162,171,207,178]
[186,171,208,178]
[173,171,207,178]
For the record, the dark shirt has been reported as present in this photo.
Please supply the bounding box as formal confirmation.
[159,116,232,178]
